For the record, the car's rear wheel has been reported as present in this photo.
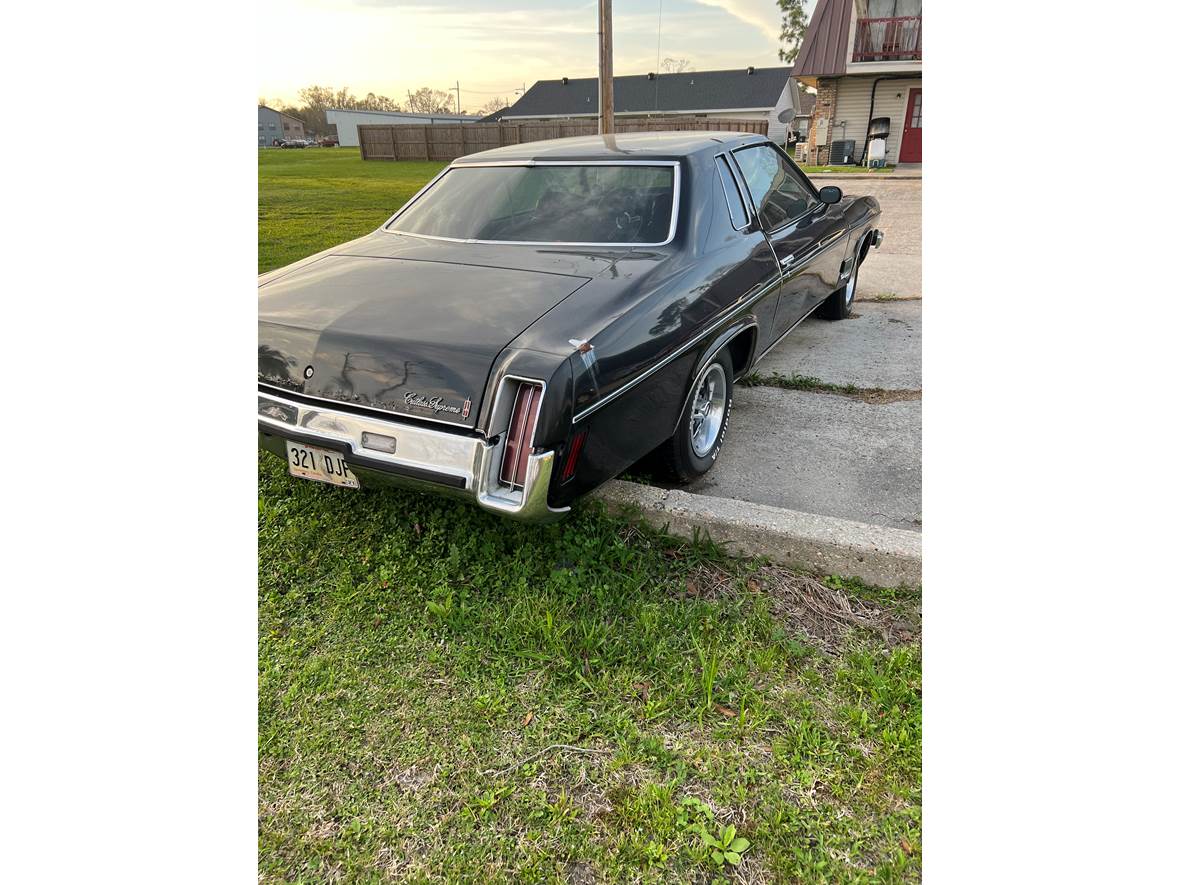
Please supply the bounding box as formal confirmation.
[819,258,858,320]
[658,349,734,482]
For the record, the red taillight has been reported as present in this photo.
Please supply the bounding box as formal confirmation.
[500,382,542,488]
[560,429,588,482]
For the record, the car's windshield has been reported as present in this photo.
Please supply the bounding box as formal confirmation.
[387,164,677,244]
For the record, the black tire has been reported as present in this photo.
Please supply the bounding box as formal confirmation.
[657,348,735,483]
[819,256,859,320]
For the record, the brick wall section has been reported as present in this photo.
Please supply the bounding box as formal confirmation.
[807,78,839,166]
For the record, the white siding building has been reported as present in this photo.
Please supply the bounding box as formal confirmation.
[830,76,921,165]
[326,109,478,147]
[792,0,923,166]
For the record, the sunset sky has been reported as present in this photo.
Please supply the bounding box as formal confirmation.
[257,0,813,111]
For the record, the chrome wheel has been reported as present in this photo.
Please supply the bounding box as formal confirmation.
[689,364,727,457]
[845,261,858,305]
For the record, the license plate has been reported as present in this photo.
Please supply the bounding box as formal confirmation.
[285,441,360,489]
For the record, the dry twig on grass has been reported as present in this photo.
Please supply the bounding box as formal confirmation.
[482,744,610,778]
[757,566,918,651]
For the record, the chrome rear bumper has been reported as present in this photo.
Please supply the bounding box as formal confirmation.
[257,388,568,523]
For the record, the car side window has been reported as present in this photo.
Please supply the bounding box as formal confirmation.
[732,144,816,231]
[714,155,749,230]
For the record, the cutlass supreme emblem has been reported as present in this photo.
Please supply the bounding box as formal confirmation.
[404,392,472,418]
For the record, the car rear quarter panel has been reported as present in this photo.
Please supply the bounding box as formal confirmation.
[539,151,778,506]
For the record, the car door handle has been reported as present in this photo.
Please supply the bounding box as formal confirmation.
[778,254,795,268]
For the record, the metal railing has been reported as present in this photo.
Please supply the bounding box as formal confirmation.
[852,16,922,62]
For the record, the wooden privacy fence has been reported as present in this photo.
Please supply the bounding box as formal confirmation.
[358,117,769,161]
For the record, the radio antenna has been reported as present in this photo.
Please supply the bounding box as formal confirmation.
[653,0,663,115]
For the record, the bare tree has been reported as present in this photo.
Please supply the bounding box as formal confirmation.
[274,85,404,135]
[473,96,509,117]
[660,58,692,74]
[290,85,352,136]
[403,87,455,115]
[359,92,403,112]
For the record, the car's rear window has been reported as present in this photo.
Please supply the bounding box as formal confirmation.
[388,164,677,244]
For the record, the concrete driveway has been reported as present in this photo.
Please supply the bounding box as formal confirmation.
[615,179,922,580]
[651,299,922,533]
[823,177,921,298]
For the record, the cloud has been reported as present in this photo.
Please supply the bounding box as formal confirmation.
[257,0,789,104]
[693,0,781,44]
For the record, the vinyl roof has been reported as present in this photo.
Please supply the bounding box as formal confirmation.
[504,67,792,118]
[452,131,767,163]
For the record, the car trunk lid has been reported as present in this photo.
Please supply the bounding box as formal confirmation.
[258,255,590,428]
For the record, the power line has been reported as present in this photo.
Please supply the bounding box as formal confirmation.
[447,86,522,95]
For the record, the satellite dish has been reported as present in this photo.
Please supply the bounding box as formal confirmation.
[777,109,794,123]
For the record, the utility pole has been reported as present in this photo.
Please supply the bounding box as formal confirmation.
[450,81,461,115]
[597,0,614,134]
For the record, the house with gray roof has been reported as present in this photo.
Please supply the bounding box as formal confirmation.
[502,67,804,146]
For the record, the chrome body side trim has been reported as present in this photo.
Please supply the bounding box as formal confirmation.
[779,228,847,275]
[570,223,847,424]
[570,274,779,424]
[382,160,682,248]
[258,389,567,523]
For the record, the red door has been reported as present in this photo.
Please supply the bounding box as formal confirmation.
[899,88,922,163]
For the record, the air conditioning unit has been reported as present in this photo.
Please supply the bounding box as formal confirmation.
[829,139,856,165]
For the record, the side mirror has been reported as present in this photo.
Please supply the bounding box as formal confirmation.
[818,185,843,205]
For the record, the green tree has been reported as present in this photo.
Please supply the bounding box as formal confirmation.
[778,0,810,63]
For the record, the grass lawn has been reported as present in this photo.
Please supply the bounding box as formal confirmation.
[259,147,445,273]
[258,147,922,882]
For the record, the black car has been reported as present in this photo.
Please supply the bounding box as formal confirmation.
[258,132,883,522]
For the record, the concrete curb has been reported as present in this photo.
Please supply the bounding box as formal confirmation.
[592,480,922,588]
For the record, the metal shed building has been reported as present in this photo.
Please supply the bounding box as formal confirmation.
[325,109,478,147]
